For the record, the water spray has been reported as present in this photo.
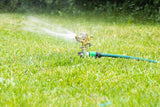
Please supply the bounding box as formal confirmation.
[75,33,158,63]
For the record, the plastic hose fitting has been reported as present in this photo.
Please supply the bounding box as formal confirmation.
[89,51,101,58]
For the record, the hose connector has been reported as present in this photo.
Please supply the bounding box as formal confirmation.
[89,51,101,58]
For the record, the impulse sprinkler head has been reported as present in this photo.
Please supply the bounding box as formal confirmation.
[75,32,93,57]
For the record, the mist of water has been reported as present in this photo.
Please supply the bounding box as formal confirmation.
[23,16,76,40]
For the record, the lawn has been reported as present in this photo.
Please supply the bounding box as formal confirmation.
[0,13,160,106]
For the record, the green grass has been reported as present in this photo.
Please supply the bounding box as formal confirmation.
[0,13,160,107]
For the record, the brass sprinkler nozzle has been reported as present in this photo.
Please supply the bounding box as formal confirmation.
[75,33,93,50]
[75,33,93,57]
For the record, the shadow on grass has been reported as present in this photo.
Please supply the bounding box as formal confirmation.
[36,52,82,68]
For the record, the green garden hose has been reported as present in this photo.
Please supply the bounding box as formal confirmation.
[89,51,158,63]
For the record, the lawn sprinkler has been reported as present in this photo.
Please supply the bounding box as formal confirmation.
[75,33,158,63]
[75,32,93,57]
